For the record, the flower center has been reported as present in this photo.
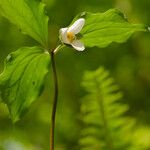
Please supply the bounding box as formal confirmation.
[67,32,75,43]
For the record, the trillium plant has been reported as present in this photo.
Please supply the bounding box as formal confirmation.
[0,0,149,150]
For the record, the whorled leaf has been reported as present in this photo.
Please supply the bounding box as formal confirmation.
[0,0,49,47]
[0,47,50,122]
[73,9,148,48]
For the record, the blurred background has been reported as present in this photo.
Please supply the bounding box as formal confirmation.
[0,0,150,149]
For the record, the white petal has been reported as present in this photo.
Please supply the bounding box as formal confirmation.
[59,27,70,44]
[68,18,85,34]
[71,40,85,51]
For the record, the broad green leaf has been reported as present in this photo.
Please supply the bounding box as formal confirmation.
[0,0,49,47]
[0,47,50,122]
[74,9,148,48]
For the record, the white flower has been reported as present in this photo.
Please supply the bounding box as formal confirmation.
[59,18,85,51]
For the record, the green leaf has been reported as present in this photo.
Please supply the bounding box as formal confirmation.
[75,9,148,48]
[0,47,50,122]
[0,0,49,47]
[79,67,137,150]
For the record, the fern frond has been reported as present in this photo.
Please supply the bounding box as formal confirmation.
[79,67,140,150]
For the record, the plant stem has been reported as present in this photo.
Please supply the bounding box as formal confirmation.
[50,50,58,150]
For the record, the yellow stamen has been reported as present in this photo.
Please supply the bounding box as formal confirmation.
[67,32,75,43]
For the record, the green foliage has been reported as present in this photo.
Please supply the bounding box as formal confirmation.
[0,0,149,148]
[79,67,149,150]
[73,9,148,48]
[0,0,49,47]
[0,0,50,122]
[0,47,50,122]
